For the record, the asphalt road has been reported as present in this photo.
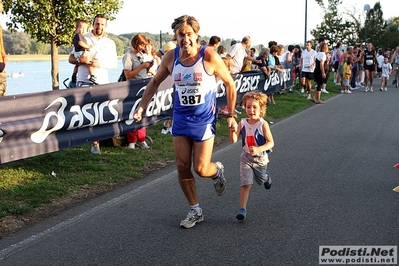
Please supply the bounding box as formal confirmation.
[0,82,398,265]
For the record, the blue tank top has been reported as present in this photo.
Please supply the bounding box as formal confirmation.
[172,46,217,126]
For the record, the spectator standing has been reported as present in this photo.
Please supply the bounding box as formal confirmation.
[333,42,343,85]
[143,39,160,77]
[68,13,118,155]
[0,0,7,97]
[229,91,274,221]
[342,56,352,94]
[292,45,302,85]
[390,46,399,85]
[133,15,237,229]
[256,48,271,78]
[122,34,154,149]
[207,36,221,50]
[312,43,328,103]
[355,43,365,88]
[242,48,256,72]
[227,36,260,73]
[217,45,226,57]
[300,41,317,100]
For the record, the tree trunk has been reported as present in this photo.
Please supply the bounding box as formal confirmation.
[51,38,59,90]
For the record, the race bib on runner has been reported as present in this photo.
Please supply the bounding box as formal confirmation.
[177,86,205,106]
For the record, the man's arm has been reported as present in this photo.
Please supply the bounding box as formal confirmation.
[133,50,173,122]
[205,48,237,125]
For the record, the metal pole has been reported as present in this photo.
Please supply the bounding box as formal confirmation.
[304,0,307,47]
[159,30,162,48]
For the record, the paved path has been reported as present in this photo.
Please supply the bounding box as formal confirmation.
[0,83,398,265]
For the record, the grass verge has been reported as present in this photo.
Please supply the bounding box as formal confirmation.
[0,78,342,237]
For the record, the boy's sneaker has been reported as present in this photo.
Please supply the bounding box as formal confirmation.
[370,87,373,92]
[136,141,150,149]
[180,208,204,229]
[89,75,99,85]
[213,162,226,196]
[128,143,135,149]
[364,87,369,92]
[264,172,272,190]
[91,144,101,155]
[236,208,247,220]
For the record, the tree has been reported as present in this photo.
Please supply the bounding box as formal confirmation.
[363,2,386,48]
[3,0,123,90]
[312,0,356,46]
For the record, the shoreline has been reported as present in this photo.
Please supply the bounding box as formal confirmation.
[7,54,70,61]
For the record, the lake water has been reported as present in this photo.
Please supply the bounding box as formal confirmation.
[5,59,123,96]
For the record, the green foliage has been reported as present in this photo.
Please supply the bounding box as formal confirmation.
[3,0,123,90]
[312,0,398,49]
[3,0,123,47]
[312,0,357,45]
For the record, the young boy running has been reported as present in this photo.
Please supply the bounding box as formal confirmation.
[230,91,275,220]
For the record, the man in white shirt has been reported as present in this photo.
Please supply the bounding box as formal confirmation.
[68,13,118,155]
[227,36,260,73]
[300,41,317,99]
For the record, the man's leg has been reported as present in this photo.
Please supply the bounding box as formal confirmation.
[173,136,205,229]
[173,136,197,205]
[192,137,226,196]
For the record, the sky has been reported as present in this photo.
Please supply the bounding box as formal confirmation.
[1,0,397,47]
[105,0,397,46]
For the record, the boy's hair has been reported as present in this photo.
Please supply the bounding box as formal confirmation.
[242,91,268,117]
[346,56,352,63]
[75,19,88,27]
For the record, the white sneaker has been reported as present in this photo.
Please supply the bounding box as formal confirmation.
[128,143,135,149]
[384,87,388,91]
[136,141,150,149]
[321,88,329,93]
[340,90,344,94]
[380,88,383,91]
[364,87,369,92]
[370,87,373,92]
[300,88,305,94]
[345,90,352,94]
[180,208,204,229]
[306,94,311,100]
[91,144,101,155]
[161,128,170,134]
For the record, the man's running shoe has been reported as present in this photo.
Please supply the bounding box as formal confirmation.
[180,208,204,229]
[213,162,226,196]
